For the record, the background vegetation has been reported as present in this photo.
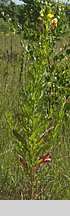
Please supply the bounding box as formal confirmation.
[0,0,70,199]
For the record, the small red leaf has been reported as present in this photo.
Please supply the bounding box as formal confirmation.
[39,161,44,167]
[33,153,51,174]
[42,153,51,163]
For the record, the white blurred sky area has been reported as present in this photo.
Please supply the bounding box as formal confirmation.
[12,0,69,5]
[12,0,24,4]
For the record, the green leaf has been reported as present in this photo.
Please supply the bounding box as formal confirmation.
[13,129,24,142]
[16,113,28,131]
[33,113,42,130]
[37,126,54,146]
[13,129,29,152]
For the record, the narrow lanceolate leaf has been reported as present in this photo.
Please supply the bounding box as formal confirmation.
[16,113,28,130]
[33,153,51,174]
[19,155,29,172]
[37,126,54,145]
[13,129,29,152]
[13,129,23,143]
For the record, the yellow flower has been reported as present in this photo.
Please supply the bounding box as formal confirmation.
[51,18,58,29]
[47,13,54,19]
